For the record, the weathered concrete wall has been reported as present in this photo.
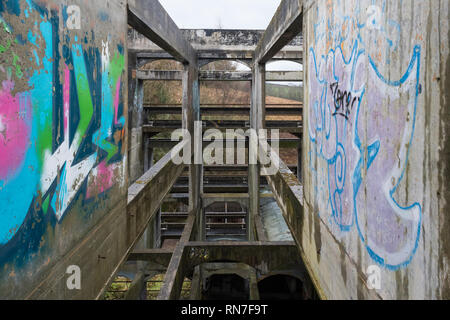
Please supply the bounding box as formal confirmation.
[303,0,449,299]
[0,0,128,298]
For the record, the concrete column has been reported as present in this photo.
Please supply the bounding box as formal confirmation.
[124,271,147,300]
[182,63,203,240]
[144,137,149,172]
[189,266,202,300]
[127,51,145,186]
[249,269,260,300]
[248,63,265,241]
[128,77,144,185]
[297,134,302,182]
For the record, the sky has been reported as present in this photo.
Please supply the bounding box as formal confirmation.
[159,0,282,30]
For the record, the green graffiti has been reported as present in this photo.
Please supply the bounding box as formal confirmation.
[110,51,125,86]
[0,39,11,53]
[12,54,23,78]
[105,51,124,162]
[0,21,23,79]
[72,45,94,150]
[42,196,50,215]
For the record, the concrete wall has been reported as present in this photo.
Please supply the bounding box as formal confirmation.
[303,0,449,299]
[0,0,128,298]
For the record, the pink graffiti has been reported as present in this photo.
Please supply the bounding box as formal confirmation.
[63,64,70,138]
[0,80,32,181]
[86,161,115,199]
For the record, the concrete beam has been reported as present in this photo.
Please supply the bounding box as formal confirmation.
[143,120,303,134]
[185,242,301,273]
[127,249,174,267]
[129,28,301,54]
[254,0,303,64]
[137,70,183,81]
[266,71,303,82]
[127,0,197,65]
[144,106,302,117]
[136,50,302,68]
[137,70,303,82]
[127,141,188,246]
[147,139,301,149]
[200,71,252,81]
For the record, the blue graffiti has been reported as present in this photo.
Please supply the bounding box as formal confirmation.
[308,39,422,270]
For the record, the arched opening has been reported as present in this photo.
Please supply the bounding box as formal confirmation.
[140,59,184,71]
[203,274,249,300]
[266,60,303,71]
[258,275,305,300]
[200,60,251,71]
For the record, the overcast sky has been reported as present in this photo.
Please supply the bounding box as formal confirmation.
[159,0,282,30]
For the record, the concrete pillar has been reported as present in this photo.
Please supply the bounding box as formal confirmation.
[127,51,145,186]
[297,134,302,182]
[248,63,266,241]
[189,266,202,300]
[144,137,149,172]
[128,77,144,185]
[182,63,203,240]
[124,271,147,300]
[249,269,260,300]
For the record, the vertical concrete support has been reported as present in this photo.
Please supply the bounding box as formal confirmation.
[182,63,203,240]
[129,77,144,185]
[297,134,302,182]
[249,269,260,300]
[249,63,266,240]
[128,50,138,183]
[189,266,202,300]
[124,271,147,300]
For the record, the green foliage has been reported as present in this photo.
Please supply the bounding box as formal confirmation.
[266,83,303,102]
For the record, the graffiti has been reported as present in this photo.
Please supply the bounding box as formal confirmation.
[329,82,361,120]
[313,1,401,65]
[308,2,422,270]
[0,0,126,257]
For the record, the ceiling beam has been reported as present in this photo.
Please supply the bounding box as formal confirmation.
[127,0,197,65]
[254,0,303,64]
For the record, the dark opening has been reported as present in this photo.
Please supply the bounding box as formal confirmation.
[258,275,304,300]
[203,274,249,300]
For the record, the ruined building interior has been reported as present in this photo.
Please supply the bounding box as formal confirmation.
[0,0,449,301]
